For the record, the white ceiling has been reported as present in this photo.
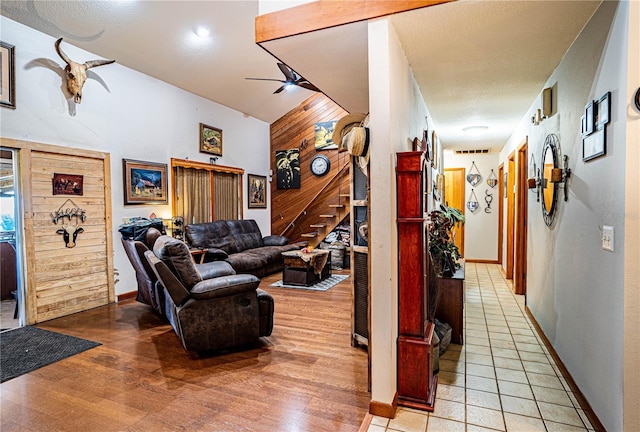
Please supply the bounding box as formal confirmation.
[1,0,601,152]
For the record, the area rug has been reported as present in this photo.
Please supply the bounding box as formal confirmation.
[270,274,349,291]
[0,326,101,383]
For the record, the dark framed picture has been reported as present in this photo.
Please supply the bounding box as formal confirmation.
[247,174,267,208]
[596,91,610,127]
[122,159,168,204]
[583,127,605,162]
[199,123,223,156]
[275,149,300,189]
[0,41,16,109]
[583,100,595,136]
[53,173,83,196]
[314,120,338,150]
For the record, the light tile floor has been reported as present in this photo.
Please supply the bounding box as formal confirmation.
[368,263,595,432]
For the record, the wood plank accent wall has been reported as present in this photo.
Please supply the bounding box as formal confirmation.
[0,138,114,324]
[271,94,349,242]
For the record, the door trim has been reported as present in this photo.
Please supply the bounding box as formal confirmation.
[515,140,528,296]
[498,163,504,266]
[506,152,515,280]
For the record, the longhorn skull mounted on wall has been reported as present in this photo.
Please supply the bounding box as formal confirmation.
[54,38,116,103]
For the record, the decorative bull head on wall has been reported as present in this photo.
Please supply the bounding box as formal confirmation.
[54,38,115,103]
[52,205,87,248]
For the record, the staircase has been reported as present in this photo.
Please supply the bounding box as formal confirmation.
[280,162,351,247]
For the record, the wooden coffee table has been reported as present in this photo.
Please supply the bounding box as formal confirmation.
[281,250,331,287]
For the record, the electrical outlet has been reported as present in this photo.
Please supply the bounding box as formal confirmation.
[602,225,614,252]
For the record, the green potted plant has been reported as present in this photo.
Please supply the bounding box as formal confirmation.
[428,204,465,277]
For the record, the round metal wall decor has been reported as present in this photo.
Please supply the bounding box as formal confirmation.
[541,134,560,227]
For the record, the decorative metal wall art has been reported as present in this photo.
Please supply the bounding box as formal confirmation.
[485,190,493,213]
[466,161,482,186]
[466,189,479,212]
[51,199,86,248]
[486,169,498,188]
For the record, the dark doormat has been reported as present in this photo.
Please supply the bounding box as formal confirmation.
[0,326,101,383]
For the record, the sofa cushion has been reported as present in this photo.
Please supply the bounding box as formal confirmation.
[225,252,267,277]
[226,220,264,251]
[153,236,202,289]
[186,221,236,253]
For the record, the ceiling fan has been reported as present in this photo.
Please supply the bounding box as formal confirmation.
[245,62,320,94]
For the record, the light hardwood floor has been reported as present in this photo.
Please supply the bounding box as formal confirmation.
[0,270,370,432]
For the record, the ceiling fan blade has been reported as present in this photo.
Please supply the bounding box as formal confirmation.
[277,62,296,82]
[273,85,286,94]
[245,77,286,83]
[296,81,320,92]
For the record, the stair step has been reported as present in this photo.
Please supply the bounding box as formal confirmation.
[310,224,326,228]
[328,204,345,208]
[319,214,335,218]
[301,232,318,238]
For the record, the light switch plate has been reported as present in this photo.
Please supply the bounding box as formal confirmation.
[602,225,614,252]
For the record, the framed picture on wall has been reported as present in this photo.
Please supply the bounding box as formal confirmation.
[247,174,267,208]
[0,41,16,109]
[314,120,338,150]
[122,159,168,204]
[199,123,223,156]
[275,149,300,189]
[53,173,83,196]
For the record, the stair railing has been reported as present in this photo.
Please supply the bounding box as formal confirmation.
[280,159,351,237]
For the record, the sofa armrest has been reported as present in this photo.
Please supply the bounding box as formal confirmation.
[190,274,260,300]
[205,247,229,260]
[263,235,289,246]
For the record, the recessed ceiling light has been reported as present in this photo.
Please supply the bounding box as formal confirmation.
[462,126,488,137]
[195,26,210,38]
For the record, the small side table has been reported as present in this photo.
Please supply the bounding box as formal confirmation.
[281,250,331,287]
[189,248,207,264]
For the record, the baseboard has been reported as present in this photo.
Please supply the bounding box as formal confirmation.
[369,392,398,419]
[525,307,605,432]
[464,259,499,264]
[358,413,373,432]
[116,291,137,302]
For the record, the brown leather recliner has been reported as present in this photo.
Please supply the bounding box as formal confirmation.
[120,228,164,313]
[144,235,274,352]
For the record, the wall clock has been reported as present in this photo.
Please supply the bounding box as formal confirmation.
[310,154,330,176]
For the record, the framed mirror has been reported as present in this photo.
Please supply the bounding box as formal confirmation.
[541,134,560,226]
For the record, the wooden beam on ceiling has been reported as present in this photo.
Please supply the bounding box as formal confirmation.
[255,0,452,43]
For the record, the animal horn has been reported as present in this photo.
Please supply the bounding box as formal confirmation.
[54,38,71,65]
[84,59,116,69]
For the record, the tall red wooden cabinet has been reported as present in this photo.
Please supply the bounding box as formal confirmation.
[396,151,437,411]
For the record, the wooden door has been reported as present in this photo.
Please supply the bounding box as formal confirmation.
[506,152,515,280]
[444,168,465,257]
[498,164,504,265]
[1,138,115,324]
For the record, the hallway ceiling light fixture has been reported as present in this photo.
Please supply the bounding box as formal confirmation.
[462,126,489,138]
[194,26,210,38]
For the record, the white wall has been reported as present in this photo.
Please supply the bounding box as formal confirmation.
[368,17,433,408]
[0,17,272,296]
[499,3,627,430]
[443,152,499,261]
[623,2,640,429]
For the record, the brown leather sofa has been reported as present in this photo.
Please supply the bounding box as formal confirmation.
[144,235,274,352]
[185,219,307,278]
